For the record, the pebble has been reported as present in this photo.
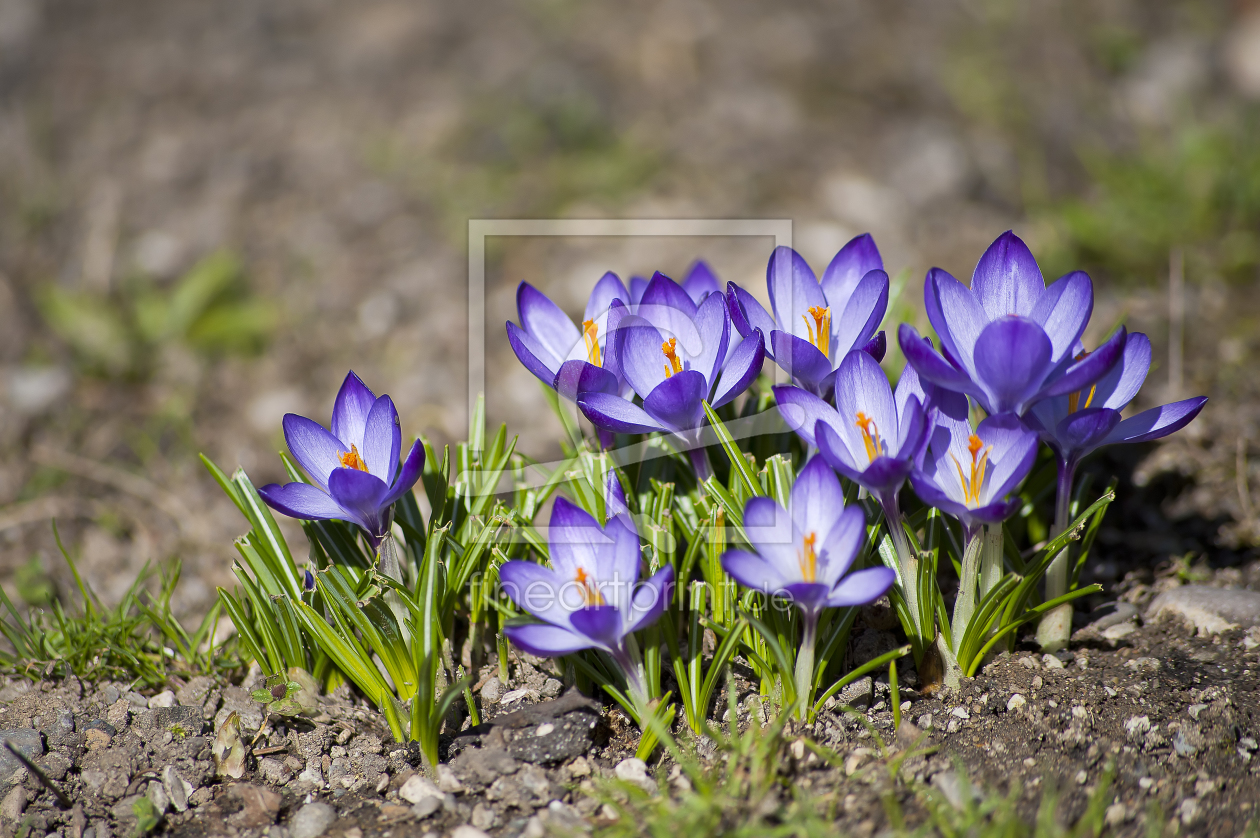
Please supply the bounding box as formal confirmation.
[1,786,26,822]
[1105,803,1127,826]
[412,796,442,819]
[162,766,193,813]
[916,713,934,730]
[1147,585,1260,635]
[614,758,654,793]
[480,679,501,705]
[1125,716,1151,738]
[399,775,442,805]
[1042,654,1064,670]
[437,764,464,794]
[290,802,337,838]
[931,772,970,809]
[451,826,492,838]
[837,677,874,710]
[1006,694,1026,712]
[1179,798,1200,825]
[147,691,177,709]
[0,729,43,783]
[950,707,970,720]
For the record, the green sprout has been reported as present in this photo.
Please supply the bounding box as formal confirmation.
[251,673,304,717]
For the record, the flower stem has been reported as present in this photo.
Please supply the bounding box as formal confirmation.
[688,446,713,482]
[979,523,1004,601]
[881,492,927,662]
[950,528,983,652]
[794,610,819,720]
[1037,457,1077,652]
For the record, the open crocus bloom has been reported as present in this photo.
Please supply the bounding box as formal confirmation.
[576,272,765,453]
[775,350,927,499]
[259,371,424,548]
[898,231,1126,416]
[721,456,894,615]
[499,497,674,698]
[910,412,1038,537]
[506,272,633,403]
[1025,331,1207,470]
[629,260,720,308]
[727,235,889,398]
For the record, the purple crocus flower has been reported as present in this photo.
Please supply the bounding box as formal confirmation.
[1025,332,1207,487]
[506,272,633,404]
[577,272,766,476]
[499,497,674,702]
[909,412,1039,539]
[774,350,928,500]
[727,236,889,398]
[898,231,1125,417]
[629,260,719,308]
[259,371,425,550]
[721,455,894,715]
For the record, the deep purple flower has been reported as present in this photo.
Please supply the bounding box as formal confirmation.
[629,260,719,308]
[727,236,889,397]
[506,273,633,403]
[1025,331,1207,470]
[499,498,674,700]
[721,455,894,615]
[576,272,766,467]
[774,350,928,499]
[898,231,1126,416]
[259,371,425,548]
[909,412,1038,538]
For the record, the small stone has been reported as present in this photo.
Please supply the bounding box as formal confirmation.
[296,759,324,789]
[1241,737,1259,751]
[471,803,497,830]
[500,688,537,705]
[479,679,501,705]
[85,729,112,750]
[1105,803,1127,826]
[1042,654,1064,670]
[541,678,563,698]
[1147,586,1260,635]
[0,729,43,783]
[437,764,464,793]
[1188,703,1209,720]
[1125,657,1160,673]
[614,758,654,792]
[1139,777,1154,790]
[1006,695,1026,712]
[837,676,874,710]
[1125,716,1151,738]
[535,723,554,737]
[227,784,281,828]
[399,775,442,805]
[162,766,192,813]
[931,772,969,809]
[147,691,176,709]
[1075,770,1088,785]
[950,706,970,720]
[1,786,26,822]
[1174,724,1205,756]
[412,796,442,819]
[917,713,934,730]
[451,826,492,838]
[1031,676,1043,691]
[106,700,130,729]
[1179,798,1200,825]
[147,781,169,815]
[1018,656,1040,669]
[844,747,875,775]
[567,756,592,778]
[258,757,292,786]
[290,802,337,838]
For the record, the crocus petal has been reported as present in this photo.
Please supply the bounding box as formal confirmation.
[382,440,425,507]
[546,497,604,579]
[507,320,563,384]
[1040,327,1127,399]
[825,566,896,608]
[788,455,846,543]
[711,330,766,409]
[361,395,402,485]
[605,470,630,518]
[629,276,648,306]
[773,384,844,449]
[690,292,730,385]
[770,331,833,394]
[820,233,883,305]
[815,504,867,587]
[721,549,789,594]
[643,369,708,433]
[1101,397,1208,446]
[327,468,392,535]
[832,269,889,358]
[1053,408,1122,458]
[625,565,675,634]
[554,360,620,402]
[569,606,625,650]
[584,271,631,323]
[331,371,377,447]
[861,331,887,363]
[815,422,863,479]
[259,482,347,522]
[1093,332,1151,411]
[767,246,827,340]
[819,426,913,496]
[727,282,777,347]
[617,318,669,398]
[743,496,799,571]
[975,414,1039,502]
[970,231,1045,320]
[898,323,981,396]
[284,413,347,490]
[682,260,721,303]
[518,282,581,364]
[504,623,592,657]
[924,268,986,377]
[834,349,898,463]
[578,392,665,435]
[1030,270,1092,362]
[780,582,832,614]
[498,561,573,627]
[639,271,697,319]
[600,513,644,611]
[971,317,1053,414]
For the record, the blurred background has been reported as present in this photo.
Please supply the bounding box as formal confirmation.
[1,0,1259,622]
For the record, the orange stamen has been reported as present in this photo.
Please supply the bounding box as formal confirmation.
[338,444,369,472]
[574,566,605,606]
[799,532,818,582]
[854,412,883,463]
[582,319,602,367]
[1067,349,1096,413]
[661,338,683,378]
[948,434,992,506]
[802,306,831,357]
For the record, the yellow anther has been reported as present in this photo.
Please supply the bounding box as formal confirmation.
[854,412,883,463]
[1067,349,1096,413]
[949,433,992,506]
[338,444,369,472]
[799,532,818,583]
[581,319,602,368]
[661,338,683,378]
[574,566,605,606]
[802,305,831,357]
